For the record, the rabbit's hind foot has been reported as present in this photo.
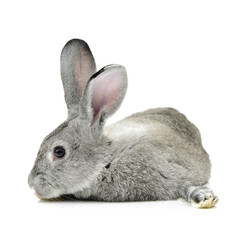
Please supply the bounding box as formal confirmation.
[187,186,218,209]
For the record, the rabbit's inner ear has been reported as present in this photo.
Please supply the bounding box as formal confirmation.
[90,65,128,123]
[92,73,120,120]
[74,56,90,98]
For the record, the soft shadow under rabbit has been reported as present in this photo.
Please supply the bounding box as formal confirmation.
[28,39,218,208]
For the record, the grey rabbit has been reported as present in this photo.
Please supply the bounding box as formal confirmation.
[28,39,218,208]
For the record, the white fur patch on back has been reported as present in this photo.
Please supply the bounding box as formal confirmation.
[104,120,149,142]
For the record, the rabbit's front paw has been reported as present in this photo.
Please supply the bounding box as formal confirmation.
[189,187,218,209]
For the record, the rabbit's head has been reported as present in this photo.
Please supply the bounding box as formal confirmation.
[28,39,128,199]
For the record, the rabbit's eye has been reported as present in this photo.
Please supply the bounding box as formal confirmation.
[53,146,65,158]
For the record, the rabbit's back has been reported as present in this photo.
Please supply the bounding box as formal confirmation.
[104,107,203,150]
[126,107,202,145]
[104,107,205,153]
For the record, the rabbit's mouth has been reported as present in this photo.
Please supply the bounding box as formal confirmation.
[34,192,45,200]
[33,191,63,200]
[31,186,63,200]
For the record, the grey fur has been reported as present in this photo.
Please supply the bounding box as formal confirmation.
[60,39,96,116]
[28,39,217,207]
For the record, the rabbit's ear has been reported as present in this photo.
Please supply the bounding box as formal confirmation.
[60,39,96,111]
[81,65,127,135]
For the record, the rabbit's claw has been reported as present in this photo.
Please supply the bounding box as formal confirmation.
[189,187,218,208]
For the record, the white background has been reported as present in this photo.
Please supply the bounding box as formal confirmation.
[1,0,240,239]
